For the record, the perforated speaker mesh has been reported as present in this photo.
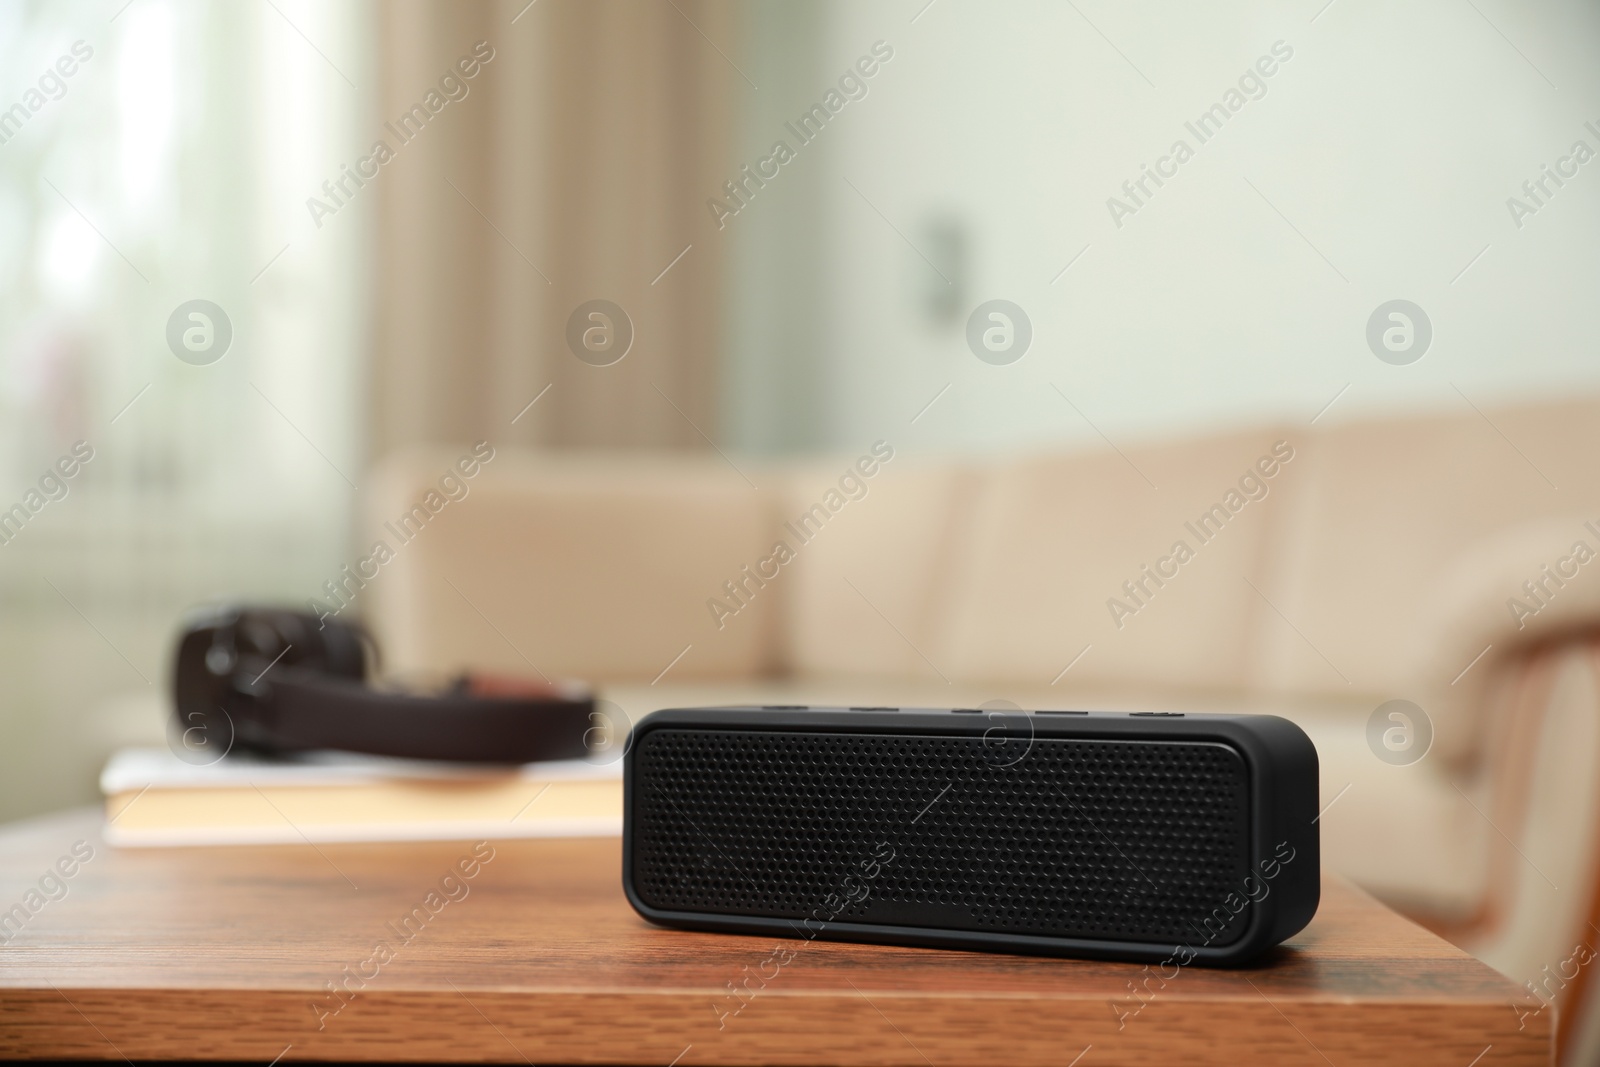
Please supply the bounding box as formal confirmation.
[632,728,1252,946]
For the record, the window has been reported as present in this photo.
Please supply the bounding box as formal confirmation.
[0,0,369,818]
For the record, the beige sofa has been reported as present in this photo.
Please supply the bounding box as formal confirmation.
[362,396,1600,1059]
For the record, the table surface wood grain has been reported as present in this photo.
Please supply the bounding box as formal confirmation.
[0,808,1550,1065]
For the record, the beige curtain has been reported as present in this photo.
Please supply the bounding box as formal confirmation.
[370,0,738,454]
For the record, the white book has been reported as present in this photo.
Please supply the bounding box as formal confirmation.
[100,747,622,847]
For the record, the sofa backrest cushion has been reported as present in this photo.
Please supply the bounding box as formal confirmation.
[362,450,778,683]
[937,426,1301,693]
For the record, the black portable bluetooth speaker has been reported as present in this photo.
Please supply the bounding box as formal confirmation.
[623,706,1319,965]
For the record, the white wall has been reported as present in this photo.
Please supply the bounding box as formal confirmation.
[725,0,1600,454]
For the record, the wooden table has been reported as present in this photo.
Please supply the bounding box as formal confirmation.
[0,808,1549,1065]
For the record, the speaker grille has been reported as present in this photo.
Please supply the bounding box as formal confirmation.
[632,728,1252,946]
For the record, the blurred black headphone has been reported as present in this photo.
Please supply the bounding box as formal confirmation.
[172,606,596,763]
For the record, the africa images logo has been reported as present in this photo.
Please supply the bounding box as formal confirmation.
[965,300,1032,365]
[166,300,233,365]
